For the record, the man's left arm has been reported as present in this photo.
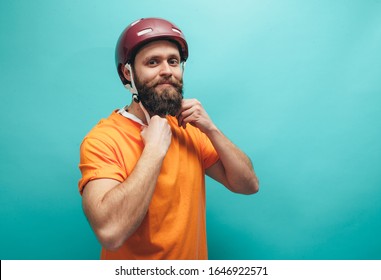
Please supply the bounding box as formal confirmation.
[178,99,259,194]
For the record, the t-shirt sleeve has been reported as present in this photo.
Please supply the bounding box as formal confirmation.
[78,137,126,194]
[199,132,219,169]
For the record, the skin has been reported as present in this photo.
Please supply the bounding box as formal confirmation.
[82,40,259,251]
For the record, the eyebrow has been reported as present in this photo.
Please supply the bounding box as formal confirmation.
[142,53,180,63]
[142,55,160,63]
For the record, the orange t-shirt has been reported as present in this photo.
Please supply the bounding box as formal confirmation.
[78,111,219,259]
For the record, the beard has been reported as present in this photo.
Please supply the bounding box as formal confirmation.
[134,75,184,117]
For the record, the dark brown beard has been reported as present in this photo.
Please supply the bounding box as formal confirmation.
[134,76,184,117]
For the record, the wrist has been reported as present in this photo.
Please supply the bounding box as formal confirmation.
[143,144,168,161]
[204,124,220,138]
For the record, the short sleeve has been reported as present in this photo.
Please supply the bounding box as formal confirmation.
[78,137,126,194]
[199,132,219,169]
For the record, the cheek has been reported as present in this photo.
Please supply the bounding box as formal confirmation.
[173,68,183,80]
[134,67,157,83]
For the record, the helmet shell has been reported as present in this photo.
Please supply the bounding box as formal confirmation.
[115,18,188,84]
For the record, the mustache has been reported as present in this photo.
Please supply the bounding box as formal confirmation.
[153,78,183,88]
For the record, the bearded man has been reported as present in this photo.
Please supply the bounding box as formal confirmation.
[78,18,259,260]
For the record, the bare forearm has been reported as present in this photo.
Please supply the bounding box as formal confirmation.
[206,126,259,194]
[177,99,258,194]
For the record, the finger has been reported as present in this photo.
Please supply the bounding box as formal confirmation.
[177,106,186,127]
[176,100,191,120]
[180,99,201,112]
[177,99,203,128]
[181,113,199,128]
[178,106,197,128]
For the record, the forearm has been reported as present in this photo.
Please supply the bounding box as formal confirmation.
[206,126,259,194]
[86,147,165,250]
[177,98,258,194]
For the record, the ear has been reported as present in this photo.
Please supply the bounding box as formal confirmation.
[121,65,131,82]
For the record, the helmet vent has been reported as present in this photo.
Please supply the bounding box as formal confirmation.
[137,28,153,36]
[172,28,181,34]
[131,19,142,26]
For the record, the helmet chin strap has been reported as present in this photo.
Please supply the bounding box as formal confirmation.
[124,64,151,125]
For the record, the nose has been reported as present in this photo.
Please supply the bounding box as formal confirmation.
[159,61,172,77]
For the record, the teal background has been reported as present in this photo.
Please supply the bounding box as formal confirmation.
[1,0,380,260]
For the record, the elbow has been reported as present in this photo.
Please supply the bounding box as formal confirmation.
[247,174,259,194]
[95,226,126,252]
[250,180,259,194]
[250,176,259,194]
[231,176,259,195]
[250,176,260,194]
[242,182,259,195]
[101,239,123,252]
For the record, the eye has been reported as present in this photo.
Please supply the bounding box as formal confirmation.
[147,59,158,66]
[168,58,179,66]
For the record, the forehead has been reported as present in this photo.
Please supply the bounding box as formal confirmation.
[135,40,181,60]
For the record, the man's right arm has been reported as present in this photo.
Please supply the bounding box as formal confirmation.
[81,116,171,251]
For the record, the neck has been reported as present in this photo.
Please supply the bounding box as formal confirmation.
[127,102,150,125]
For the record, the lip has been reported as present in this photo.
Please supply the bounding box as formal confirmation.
[156,83,174,87]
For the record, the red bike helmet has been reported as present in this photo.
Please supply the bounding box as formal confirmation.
[115,18,188,85]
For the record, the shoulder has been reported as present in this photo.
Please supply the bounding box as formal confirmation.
[84,111,141,143]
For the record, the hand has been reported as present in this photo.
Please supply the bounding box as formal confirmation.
[177,99,216,134]
[141,115,172,157]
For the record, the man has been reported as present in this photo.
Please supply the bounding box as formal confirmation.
[78,17,259,260]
